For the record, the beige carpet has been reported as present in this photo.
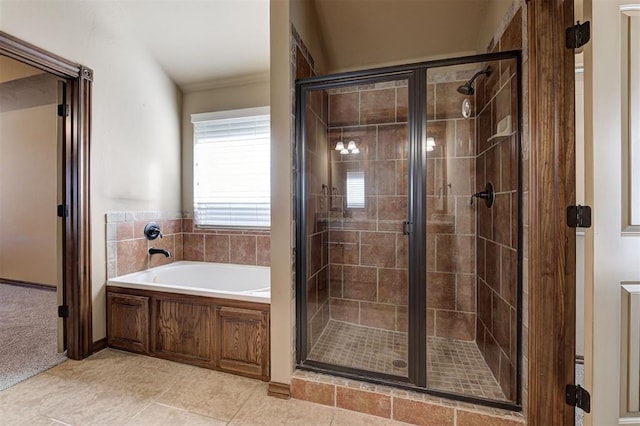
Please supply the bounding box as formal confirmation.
[0,283,67,391]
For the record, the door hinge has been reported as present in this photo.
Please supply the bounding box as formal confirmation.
[57,204,69,218]
[57,104,69,117]
[58,305,69,318]
[566,384,591,413]
[567,205,592,228]
[566,21,591,50]
[402,221,412,235]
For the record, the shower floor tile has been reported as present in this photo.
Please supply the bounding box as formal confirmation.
[308,320,409,376]
[307,320,506,401]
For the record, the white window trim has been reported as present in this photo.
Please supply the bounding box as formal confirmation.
[191,106,270,124]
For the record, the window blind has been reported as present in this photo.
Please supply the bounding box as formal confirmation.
[346,170,365,209]
[192,109,270,227]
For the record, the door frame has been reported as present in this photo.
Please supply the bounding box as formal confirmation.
[526,0,577,423]
[0,31,93,360]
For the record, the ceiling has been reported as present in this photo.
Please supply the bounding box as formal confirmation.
[115,0,270,91]
[313,0,501,72]
[112,0,507,91]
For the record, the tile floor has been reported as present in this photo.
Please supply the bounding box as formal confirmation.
[308,320,505,401]
[0,349,413,425]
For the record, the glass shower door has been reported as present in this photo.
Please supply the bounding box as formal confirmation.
[425,59,520,403]
[301,77,411,379]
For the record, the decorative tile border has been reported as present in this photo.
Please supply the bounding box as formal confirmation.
[291,370,524,426]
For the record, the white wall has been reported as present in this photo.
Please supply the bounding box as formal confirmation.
[0,103,58,286]
[475,0,514,53]
[269,0,329,386]
[0,0,182,341]
[290,0,328,74]
[270,0,293,386]
[181,80,270,211]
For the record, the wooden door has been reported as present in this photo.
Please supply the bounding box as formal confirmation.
[583,0,640,424]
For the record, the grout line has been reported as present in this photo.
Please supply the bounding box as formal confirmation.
[46,417,73,426]
[129,400,156,422]
[226,386,261,424]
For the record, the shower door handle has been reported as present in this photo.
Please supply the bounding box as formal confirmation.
[402,221,412,235]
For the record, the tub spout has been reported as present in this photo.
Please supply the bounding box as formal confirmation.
[149,247,171,258]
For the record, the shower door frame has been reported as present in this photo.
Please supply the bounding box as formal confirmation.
[295,50,523,411]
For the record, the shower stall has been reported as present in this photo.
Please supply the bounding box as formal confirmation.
[295,51,522,410]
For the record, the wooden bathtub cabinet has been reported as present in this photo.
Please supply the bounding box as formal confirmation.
[106,287,270,381]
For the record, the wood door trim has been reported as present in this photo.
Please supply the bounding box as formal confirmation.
[0,31,93,360]
[527,1,576,423]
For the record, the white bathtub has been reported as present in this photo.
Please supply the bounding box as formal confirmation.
[107,261,270,303]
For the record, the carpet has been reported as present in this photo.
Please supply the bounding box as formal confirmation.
[0,283,67,391]
[575,361,585,426]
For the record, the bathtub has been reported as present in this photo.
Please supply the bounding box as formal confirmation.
[107,260,271,380]
[107,261,270,304]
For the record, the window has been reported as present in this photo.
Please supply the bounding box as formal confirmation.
[346,170,365,208]
[192,107,270,228]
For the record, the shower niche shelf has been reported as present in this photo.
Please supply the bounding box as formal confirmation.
[487,131,516,142]
[488,116,514,142]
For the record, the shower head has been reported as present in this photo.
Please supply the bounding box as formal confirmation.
[456,84,474,96]
[456,66,492,96]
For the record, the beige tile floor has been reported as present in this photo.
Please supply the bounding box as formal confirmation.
[0,349,412,425]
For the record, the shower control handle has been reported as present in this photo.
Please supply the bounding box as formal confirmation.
[470,182,495,208]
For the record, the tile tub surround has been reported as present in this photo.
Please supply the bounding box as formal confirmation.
[181,217,271,267]
[0,348,415,425]
[105,211,271,280]
[291,370,524,426]
[106,211,184,278]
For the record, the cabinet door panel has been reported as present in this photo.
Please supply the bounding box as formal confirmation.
[215,306,269,378]
[107,293,149,354]
[155,298,212,362]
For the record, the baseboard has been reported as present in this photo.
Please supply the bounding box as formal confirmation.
[0,278,56,292]
[92,337,108,353]
[267,381,291,399]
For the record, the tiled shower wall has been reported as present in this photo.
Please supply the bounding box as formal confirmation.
[474,8,523,402]
[426,77,477,341]
[105,211,270,279]
[326,81,410,333]
[304,77,331,351]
